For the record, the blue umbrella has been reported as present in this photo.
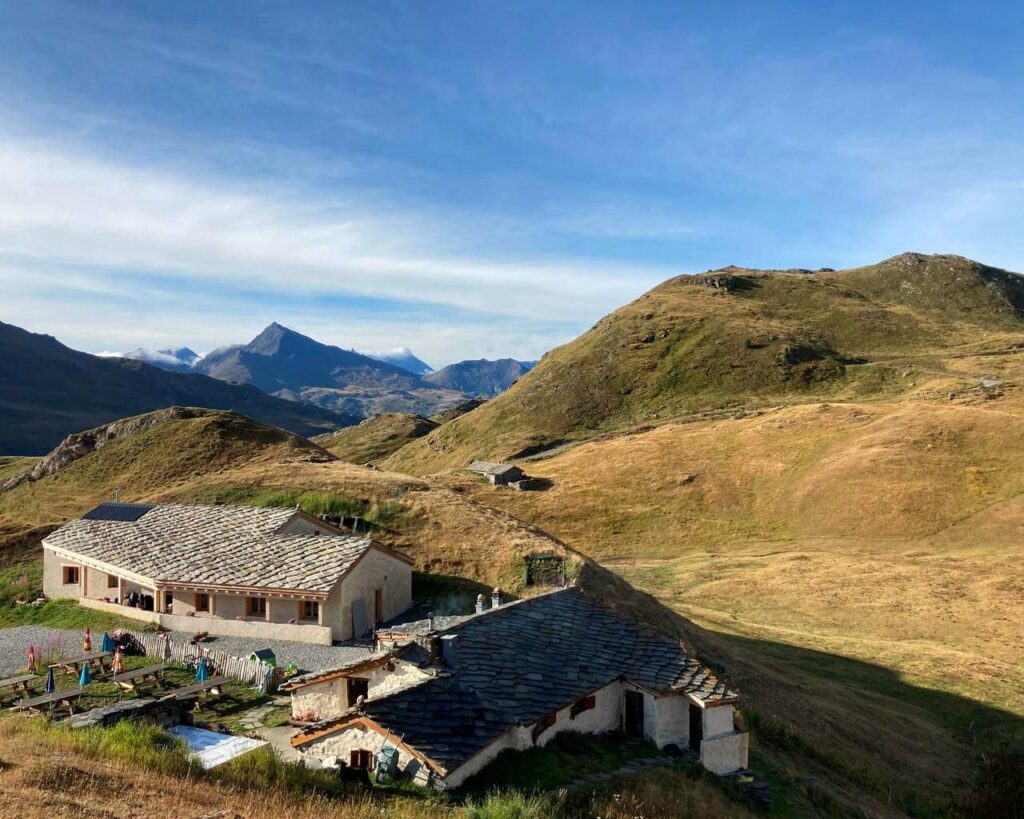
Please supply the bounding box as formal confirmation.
[79,663,91,686]
[194,656,208,682]
[44,667,55,693]
[100,632,115,653]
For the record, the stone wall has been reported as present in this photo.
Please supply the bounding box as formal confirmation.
[301,723,433,786]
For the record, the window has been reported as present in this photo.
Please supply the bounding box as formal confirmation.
[532,712,556,743]
[347,676,369,705]
[195,593,210,613]
[62,566,80,585]
[300,600,319,621]
[246,596,267,617]
[107,574,118,589]
[349,749,373,770]
[571,695,596,719]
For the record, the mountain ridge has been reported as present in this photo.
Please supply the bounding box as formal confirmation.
[386,252,1024,473]
[0,321,355,455]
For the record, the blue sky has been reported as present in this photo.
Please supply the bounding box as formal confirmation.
[1,1,1023,366]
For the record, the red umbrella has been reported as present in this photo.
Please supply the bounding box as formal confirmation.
[112,645,123,674]
[83,627,92,653]
[26,644,36,672]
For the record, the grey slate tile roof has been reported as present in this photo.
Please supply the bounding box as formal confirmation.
[467,461,520,477]
[44,503,372,594]
[356,588,736,774]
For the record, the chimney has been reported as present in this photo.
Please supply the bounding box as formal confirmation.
[440,634,458,667]
[475,594,486,614]
[427,611,435,632]
[491,587,503,608]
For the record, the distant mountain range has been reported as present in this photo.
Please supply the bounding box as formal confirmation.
[360,346,434,375]
[424,358,535,397]
[118,346,203,372]
[0,321,355,455]
[103,325,535,414]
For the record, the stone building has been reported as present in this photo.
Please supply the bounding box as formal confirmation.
[42,502,413,645]
[291,588,748,787]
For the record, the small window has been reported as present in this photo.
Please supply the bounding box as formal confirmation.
[571,695,596,719]
[107,574,118,589]
[247,596,267,617]
[349,749,373,770]
[300,600,319,621]
[347,676,369,704]
[62,566,80,585]
[532,711,557,742]
[195,593,210,613]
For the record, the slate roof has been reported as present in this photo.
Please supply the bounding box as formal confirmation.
[467,461,521,477]
[44,502,374,594]
[313,588,736,774]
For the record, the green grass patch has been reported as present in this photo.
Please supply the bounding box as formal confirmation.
[0,597,155,631]
[465,790,559,819]
[183,485,404,529]
[460,732,659,795]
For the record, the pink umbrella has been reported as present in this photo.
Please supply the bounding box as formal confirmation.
[26,644,37,672]
[83,627,92,653]
[112,645,123,674]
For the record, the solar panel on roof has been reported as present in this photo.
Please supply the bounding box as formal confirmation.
[82,502,155,522]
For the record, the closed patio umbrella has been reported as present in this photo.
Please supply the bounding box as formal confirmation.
[112,645,124,674]
[44,667,55,694]
[100,632,115,653]
[194,655,208,682]
[82,627,92,653]
[26,645,36,672]
[79,663,91,687]
[161,634,173,666]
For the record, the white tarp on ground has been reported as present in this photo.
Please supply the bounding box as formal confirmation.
[169,724,267,769]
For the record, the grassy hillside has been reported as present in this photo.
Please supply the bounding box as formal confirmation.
[314,413,438,463]
[387,253,1024,474]
[0,409,331,532]
[444,392,1024,814]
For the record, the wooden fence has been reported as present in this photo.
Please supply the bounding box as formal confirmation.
[123,630,284,693]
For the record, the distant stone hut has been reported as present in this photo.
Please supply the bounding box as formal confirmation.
[467,461,527,487]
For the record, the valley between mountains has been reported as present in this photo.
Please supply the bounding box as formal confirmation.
[2,252,1024,816]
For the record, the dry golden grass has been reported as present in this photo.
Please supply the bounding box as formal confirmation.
[440,391,1024,810]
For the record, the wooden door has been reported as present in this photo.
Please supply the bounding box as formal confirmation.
[624,690,644,736]
[689,703,704,751]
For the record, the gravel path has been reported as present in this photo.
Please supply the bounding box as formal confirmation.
[0,625,376,677]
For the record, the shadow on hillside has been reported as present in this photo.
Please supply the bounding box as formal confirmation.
[411,572,494,617]
[579,562,1024,817]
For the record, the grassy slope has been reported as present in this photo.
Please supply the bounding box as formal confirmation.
[387,253,1024,473]
[444,391,1024,814]
[0,411,329,532]
[314,413,439,464]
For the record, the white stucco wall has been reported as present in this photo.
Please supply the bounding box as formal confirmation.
[700,730,749,774]
[290,661,432,721]
[703,703,735,739]
[300,723,434,786]
[325,548,412,641]
[43,548,82,600]
[652,692,691,748]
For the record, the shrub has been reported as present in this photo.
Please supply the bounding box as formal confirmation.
[464,790,559,819]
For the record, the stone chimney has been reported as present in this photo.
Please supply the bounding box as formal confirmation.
[491,587,503,608]
[475,594,486,614]
[427,611,435,631]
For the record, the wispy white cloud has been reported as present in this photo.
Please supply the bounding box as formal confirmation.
[0,133,670,362]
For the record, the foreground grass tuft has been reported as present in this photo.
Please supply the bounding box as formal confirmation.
[464,790,557,819]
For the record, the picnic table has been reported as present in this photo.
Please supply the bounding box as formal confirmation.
[0,673,37,699]
[49,650,111,675]
[160,676,229,701]
[11,686,84,716]
[112,664,164,692]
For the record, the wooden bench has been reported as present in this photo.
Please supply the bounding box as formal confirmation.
[0,673,37,701]
[160,676,229,701]
[11,687,84,716]
[111,664,165,692]
[49,650,111,675]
